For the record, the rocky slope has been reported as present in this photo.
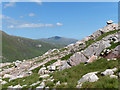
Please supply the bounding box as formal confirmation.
[0,20,120,88]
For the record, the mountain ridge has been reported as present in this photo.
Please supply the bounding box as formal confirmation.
[39,36,78,46]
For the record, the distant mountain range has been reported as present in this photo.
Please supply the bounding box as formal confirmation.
[2,31,64,62]
[39,36,78,46]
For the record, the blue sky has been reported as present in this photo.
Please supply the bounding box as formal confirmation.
[2,2,118,40]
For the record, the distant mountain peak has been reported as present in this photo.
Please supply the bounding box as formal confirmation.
[52,36,61,39]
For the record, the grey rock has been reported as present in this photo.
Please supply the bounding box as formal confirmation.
[101,68,117,76]
[59,62,71,71]
[106,20,113,24]
[68,52,88,66]
[78,72,99,84]
[110,75,118,79]
[39,74,50,78]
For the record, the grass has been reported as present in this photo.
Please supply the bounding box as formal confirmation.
[61,53,73,60]
[44,59,57,67]
[107,41,120,50]
[51,58,119,88]
[2,31,62,63]
[82,76,118,88]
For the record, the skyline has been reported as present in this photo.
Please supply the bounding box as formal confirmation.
[2,2,118,40]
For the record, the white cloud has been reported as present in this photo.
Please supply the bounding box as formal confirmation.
[4,2,15,8]
[7,25,14,29]
[30,0,42,5]
[20,16,24,18]
[29,13,35,17]
[56,22,63,26]
[8,23,54,29]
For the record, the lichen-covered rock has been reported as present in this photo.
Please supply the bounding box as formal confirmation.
[110,75,118,79]
[78,72,99,83]
[101,68,117,76]
[59,62,71,71]
[68,52,88,66]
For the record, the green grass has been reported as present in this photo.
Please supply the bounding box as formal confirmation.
[51,58,119,88]
[44,59,57,67]
[61,53,73,60]
[2,73,40,88]
[2,31,61,63]
[107,42,120,50]
[82,76,118,88]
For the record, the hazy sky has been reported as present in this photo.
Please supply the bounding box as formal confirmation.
[2,2,118,40]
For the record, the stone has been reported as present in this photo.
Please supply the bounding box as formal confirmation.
[56,81,61,86]
[59,62,71,71]
[38,67,47,75]
[30,81,41,87]
[3,74,13,79]
[48,66,56,71]
[36,86,44,88]
[106,20,113,25]
[78,72,99,84]
[1,81,7,85]
[39,74,50,78]
[0,79,2,82]
[110,75,118,79]
[86,55,97,63]
[13,84,22,88]
[68,52,88,66]
[40,82,45,87]
[101,69,114,76]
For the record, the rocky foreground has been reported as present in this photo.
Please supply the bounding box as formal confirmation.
[0,20,120,88]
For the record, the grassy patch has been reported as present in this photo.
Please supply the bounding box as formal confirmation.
[44,59,57,67]
[82,76,118,88]
[51,58,119,88]
[61,53,73,60]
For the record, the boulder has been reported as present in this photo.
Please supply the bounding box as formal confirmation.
[38,67,47,75]
[1,81,7,85]
[68,52,88,66]
[13,84,22,88]
[101,68,116,76]
[59,62,71,71]
[39,74,50,78]
[48,66,56,71]
[78,72,99,84]
[3,74,13,79]
[106,20,113,25]
[30,81,41,87]
[110,75,118,79]
[56,81,61,86]
[36,82,45,88]
[86,55,97,63]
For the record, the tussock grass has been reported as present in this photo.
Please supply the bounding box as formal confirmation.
[52,58,119,88]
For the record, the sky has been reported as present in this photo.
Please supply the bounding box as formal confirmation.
[2,2,118,40]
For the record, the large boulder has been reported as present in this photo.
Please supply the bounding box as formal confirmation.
[105,45,120,59]
[78,72,99,84]
[39,74,50,78]
[38,67,47,75]
[59,62,71,71]
[101,68,117,76]
[86,55,97,63]
[48,66,56,71]
[68,52,88,66]
[106,20,113,25]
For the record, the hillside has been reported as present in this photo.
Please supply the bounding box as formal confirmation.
[39,36,78,46]
[2,31,62,63]
[1,20,120,89]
